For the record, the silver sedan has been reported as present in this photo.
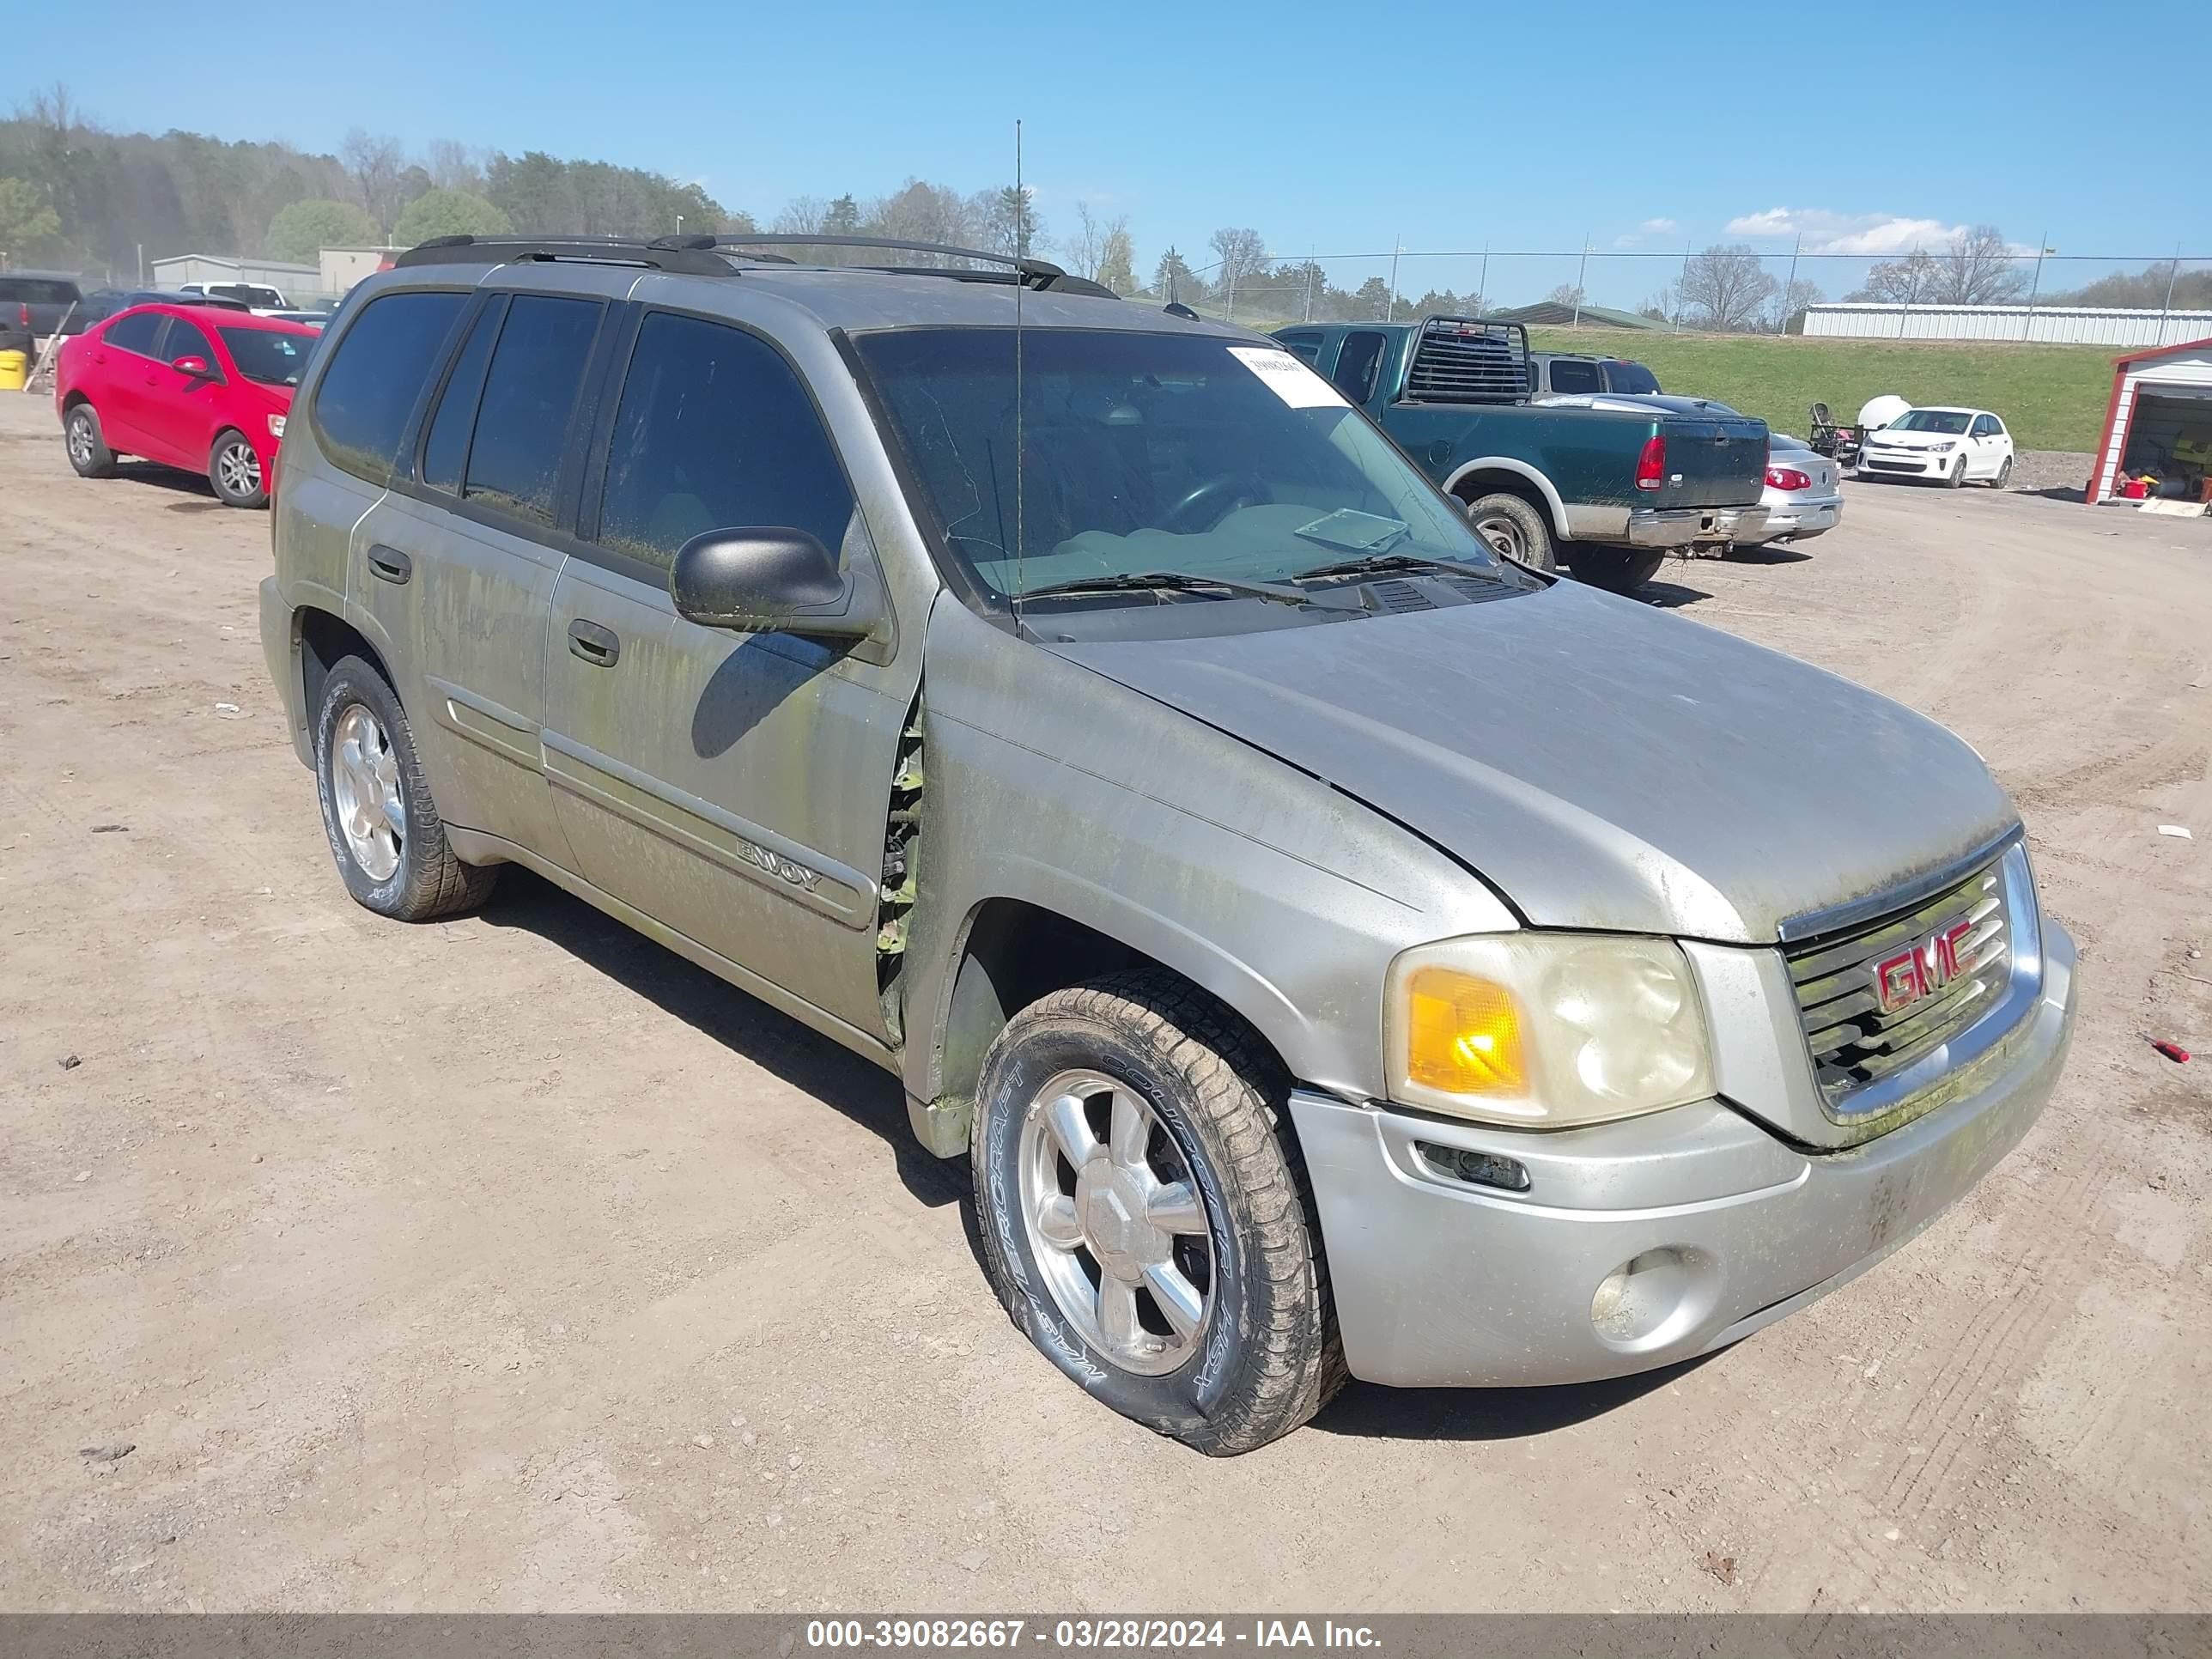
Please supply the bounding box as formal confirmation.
[1741,432,1844,546]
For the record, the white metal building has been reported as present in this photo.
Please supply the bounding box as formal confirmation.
[2085,337,2212,504]
[1804,302,2212,349]
[149,253,321,296]
[318,246,402,295]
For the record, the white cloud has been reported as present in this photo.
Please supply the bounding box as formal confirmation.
[1640,217,1677,234]
[1723,206,1979,256]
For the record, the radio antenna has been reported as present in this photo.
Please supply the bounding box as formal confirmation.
[1012,118,1026,631]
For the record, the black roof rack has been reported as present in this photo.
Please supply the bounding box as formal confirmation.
[712,235,1119,297]
[388,232,1122,299]
[392,234,744,276]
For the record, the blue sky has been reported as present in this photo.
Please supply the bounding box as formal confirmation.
[11,0,2208,306]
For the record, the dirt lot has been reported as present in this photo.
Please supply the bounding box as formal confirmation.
[3,390,2209,1615]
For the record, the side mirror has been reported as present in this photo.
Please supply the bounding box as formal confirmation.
[172,356,213,379]
[670,527,881,640]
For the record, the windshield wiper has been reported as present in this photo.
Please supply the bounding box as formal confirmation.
[1018,569,1347,609]
[1288,550,1501,584]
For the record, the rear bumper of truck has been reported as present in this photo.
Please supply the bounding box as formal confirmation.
[1624,504,1771,549]
[1290,919,2075,1389]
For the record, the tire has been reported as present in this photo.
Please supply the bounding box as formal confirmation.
[1463,491,1558,572]
[313,654,497,920]
[1571,545,1668,594]
[1991,454,2013,489]
[970,971,1344,1455]
[208,429,268,508]
[1945,456,1966,489]
[64,404,117,479]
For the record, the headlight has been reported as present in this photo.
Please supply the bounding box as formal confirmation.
[1385,933,1713,1127]
[267,414,287,439]
[1929,441,1955,453]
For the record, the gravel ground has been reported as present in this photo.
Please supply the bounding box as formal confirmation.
[2,392,2209,1614]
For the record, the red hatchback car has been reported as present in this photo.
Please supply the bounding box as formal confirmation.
[55,303,321,507]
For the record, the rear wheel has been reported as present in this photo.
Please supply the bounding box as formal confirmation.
[1463,492,1557,572]
[64,404,116,478]
[1571,545,1667,594]
[971,971,1343,1455]
[1991,454,2013,489]
[313,655,497,920]
[209,430,267,507]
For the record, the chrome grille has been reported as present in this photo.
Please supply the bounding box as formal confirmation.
[1785,859,2014,1104]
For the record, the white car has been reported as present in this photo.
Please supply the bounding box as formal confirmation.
[1857,406,2014,488]
[179,281,295,319]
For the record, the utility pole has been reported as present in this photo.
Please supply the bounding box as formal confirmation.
[1387,234,1401,324]
[1303,246,1316,322]
[1479,241,1489,315]
[1572,234,1589,329]
[2023,233,2049,342]
[1782,233,1802,334]
[2158,241,2181,344]
[1674,240,1689,333]
[137,243,143,286]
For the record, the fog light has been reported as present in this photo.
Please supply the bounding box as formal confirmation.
[1589,1247,1710,1348]
[1415,1141,1531,1193]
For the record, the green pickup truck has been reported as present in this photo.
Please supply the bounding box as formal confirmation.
[1274,319,1771,592]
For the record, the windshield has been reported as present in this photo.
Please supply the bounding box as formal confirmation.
[212,284,285,308]
[220,327,313,387]
[1606,361,1660,394]
[1889,410,1972,434]
[854,327,1507,604]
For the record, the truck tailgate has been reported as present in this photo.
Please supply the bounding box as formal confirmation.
[1656,413,1767,508]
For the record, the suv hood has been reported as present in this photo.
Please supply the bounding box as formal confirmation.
[1048,580,2017,944]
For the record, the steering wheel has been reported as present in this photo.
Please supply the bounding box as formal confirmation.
[1162,472,1270,533]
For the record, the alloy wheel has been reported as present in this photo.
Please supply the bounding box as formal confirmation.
[216,440,262,500]
[330,702,404,882]
[67,413,94,468]
[1018,1069,1215,1376]
[1472,513,1525,560]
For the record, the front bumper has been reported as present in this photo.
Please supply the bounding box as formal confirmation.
[1861,451,1949,476]
[1290,920,2075,1389]
[1625,504,1770,549]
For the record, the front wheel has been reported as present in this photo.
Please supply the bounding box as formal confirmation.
[1945,456,1966,489]
[971,972,1343,1455]
[209,430,268,507]
[1463,491,1557,571]
[1571,545,1668,594]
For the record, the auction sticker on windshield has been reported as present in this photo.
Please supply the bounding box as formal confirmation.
[1228,345,1349,409]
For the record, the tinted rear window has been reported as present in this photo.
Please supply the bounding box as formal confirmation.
[1546,358,1603,394]
[0,277,81,306]
[1605,360,1660,395]
[311,290,468,484]
[104,311,166,356]
[462,295,603,527]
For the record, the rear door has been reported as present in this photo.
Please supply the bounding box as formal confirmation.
[84,310,168,452]
[349,289,608,861]
[541,306,912,1036]
[1653,410,1770,508]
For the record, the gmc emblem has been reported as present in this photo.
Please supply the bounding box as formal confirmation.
[1874,920,1976,1015]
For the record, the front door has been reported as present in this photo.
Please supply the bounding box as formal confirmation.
[142,313,225,471]
[541,308,915,1036]
[88,309,167,454]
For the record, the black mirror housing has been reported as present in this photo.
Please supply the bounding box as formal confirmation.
[670,527,881,640]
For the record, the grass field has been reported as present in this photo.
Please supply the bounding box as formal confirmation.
[1520,328,2116,453]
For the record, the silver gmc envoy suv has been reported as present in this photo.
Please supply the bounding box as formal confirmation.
[260,234,2076,1455]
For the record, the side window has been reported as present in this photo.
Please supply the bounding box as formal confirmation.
[1330,331,1387,404]
[1278,331,1323,366]
[419,298,505,495]
[104,311,165,356]
[462,295,603,527]
[595,311,854,571]
[312,290,468,485]
[164,316,216,368]
[1547,358,1603,394]
[1972,415,2001,438]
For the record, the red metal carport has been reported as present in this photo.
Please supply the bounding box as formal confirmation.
[2086,337,2212,503]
